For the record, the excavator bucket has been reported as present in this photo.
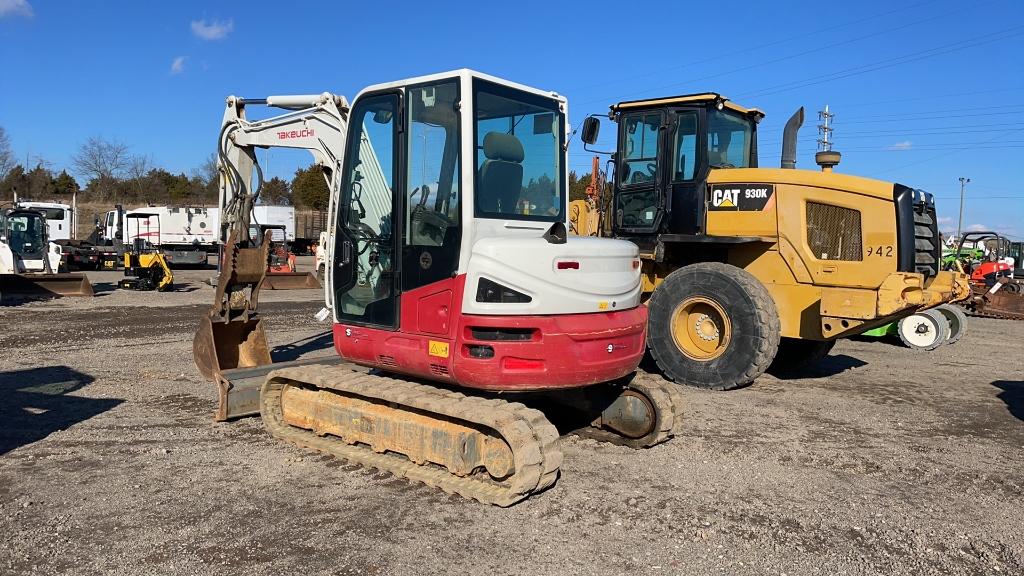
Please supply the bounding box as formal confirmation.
[0,273,94,303]
[262,272,321,290]
[193,314,272,380]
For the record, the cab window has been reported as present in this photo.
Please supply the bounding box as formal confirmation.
[619,112,659,187]
[707,109,753,168]
[673,112,698,181]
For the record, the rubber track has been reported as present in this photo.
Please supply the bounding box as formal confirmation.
[570,378,686,449]
[261,364,562,507]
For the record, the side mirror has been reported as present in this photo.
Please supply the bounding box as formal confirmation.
[581,116,601,145]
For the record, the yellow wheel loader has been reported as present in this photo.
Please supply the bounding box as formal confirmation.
[117,213,173,291]
[574,93,970,390]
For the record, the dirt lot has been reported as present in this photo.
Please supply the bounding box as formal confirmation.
[2,260,1022,576]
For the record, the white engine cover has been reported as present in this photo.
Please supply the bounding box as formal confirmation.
[462,236,641,316]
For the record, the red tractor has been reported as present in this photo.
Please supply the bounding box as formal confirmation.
[951,231,1023,319]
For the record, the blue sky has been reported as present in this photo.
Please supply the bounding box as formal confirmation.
[1,0,1022,238]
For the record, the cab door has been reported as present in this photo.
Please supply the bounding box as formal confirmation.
[666,109,704,235]
[614,110,666,234]
[333,92,402,328]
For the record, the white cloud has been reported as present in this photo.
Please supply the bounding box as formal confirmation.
[937,216,953,225]
[191,18,233,40]
[0,0,33,18]
[886,140,913,151]
[170,56,186,75]
[967,224,989,232]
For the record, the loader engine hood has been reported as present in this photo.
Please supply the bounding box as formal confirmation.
[462,236,641,315]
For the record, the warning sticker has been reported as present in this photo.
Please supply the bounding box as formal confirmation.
[708,184,775,211]
[428,340,450,358]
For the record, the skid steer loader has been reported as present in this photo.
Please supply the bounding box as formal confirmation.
[0,207,94,303]
[192,70,684,506]
[573,93,970,389]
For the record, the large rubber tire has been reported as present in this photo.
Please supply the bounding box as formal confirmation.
[647,262,781,390]
[934,304,968,345]
[897,309,949,351]
[767,338,836,376]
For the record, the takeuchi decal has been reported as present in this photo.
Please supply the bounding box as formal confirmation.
[278,128,315,139]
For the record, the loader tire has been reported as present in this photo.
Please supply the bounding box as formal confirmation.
[647,262,780,391]
[767,338,836,376]
[934,304,968,345]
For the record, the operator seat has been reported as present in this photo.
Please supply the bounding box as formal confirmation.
[479,132,524,213]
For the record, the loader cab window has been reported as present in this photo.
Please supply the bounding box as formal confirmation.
[673,112,699,181]
[5,213,46,257]
[619,113,660,187]
[706,109,753,169]
[473,79,564,221]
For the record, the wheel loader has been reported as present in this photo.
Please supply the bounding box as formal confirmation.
[0,207,94,303]
[192,70,684,506]
[573,93,970,389]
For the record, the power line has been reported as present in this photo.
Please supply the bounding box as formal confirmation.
[736,25,1024,100]
[570,1,935,96]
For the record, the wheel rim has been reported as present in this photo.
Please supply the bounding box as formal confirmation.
[900,314,941,348]
[670,296,731,360]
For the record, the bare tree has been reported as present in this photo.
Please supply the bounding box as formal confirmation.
[127,154,152,202]
[71,136,130,181]
[0,126,14,181]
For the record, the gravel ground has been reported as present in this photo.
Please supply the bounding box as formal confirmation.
[1,259,1022,576]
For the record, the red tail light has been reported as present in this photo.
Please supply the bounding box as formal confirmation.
[632,259,641,269]
[557,261,580,270]
[503,357,545,370]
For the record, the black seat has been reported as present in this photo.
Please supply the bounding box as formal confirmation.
[479,132,524,213]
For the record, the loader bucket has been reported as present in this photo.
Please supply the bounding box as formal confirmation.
[0,273,94,303]
[262,272,321,290]
[193,314,273,381]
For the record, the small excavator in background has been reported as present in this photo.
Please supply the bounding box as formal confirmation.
[191,70,683,506]
[117,213,173,291]
[249,222,320,290]
[948,231,1023,320]
[0,206,94,302]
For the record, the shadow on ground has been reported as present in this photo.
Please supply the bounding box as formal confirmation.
[992,381,1024,422]
[271,331,334,362]
[0,366,122,455]
[771,354,868,380]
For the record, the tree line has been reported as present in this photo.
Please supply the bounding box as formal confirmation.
[0,128,330,210]
[0,126,600,212]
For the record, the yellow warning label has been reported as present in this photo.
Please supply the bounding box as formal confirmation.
[428,340,450,358]
[597,301,609,310]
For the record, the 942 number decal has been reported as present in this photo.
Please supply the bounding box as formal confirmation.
[866,245,893,257]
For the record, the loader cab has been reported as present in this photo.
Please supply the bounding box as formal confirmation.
[1,209,49,260]
[582,93,762,241]
[333,70,566,328]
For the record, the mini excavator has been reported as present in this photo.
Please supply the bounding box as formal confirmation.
[192,70,683,506]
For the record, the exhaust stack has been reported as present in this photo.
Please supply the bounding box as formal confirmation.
[781,107,804,169]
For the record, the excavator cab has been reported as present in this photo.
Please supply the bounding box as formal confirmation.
[118,212,173,291]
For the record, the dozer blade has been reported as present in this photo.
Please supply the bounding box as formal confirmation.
[262,272,321,290]
[0,273,94,303]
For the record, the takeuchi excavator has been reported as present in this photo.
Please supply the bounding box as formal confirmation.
[192,70,684,506]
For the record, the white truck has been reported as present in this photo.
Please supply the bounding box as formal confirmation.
[102,205,219,266]
[251,205,294,242]
[15,200,105,270]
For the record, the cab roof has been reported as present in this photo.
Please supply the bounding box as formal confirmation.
[610,93,765,119]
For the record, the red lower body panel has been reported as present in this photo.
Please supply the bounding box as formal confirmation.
[332,277,647,392]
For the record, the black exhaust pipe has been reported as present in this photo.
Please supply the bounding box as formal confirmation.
[781,107,804,169]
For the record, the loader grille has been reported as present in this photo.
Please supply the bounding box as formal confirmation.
[805,202,863,261]
[894,185,940,278]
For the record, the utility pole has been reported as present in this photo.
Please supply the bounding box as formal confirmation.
[956,177,970,243]
[817,105,835,152]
